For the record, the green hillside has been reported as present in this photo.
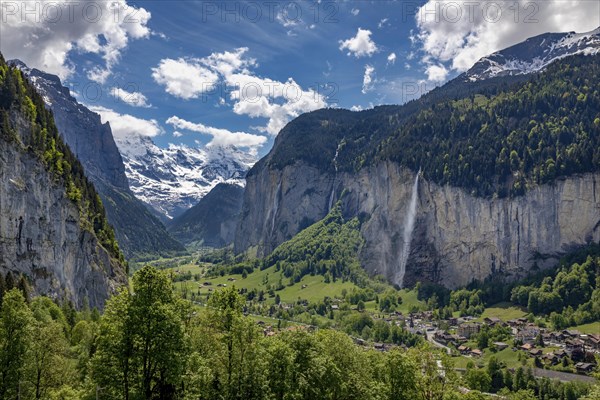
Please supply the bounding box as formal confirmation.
[258,55,600,198]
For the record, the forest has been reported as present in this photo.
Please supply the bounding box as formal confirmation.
[1,266,598,400]
[261,55,600,198]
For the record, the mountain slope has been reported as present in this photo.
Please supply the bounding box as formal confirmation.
[167,183,244,247]
[236,47,600,288]
[114,133,254,219]
[465,27,600,81]
[0,54,126,308]
[11,60,184,259]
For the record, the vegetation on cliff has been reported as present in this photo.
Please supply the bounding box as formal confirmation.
[0,53,125,263]
[259,55,600,198]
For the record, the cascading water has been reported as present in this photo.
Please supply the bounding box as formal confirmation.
[270,180,282,236]
[328,143,342,211]
[395,170,420,288]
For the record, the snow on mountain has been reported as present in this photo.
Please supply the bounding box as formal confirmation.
[465,27,600,81]
[113,133,255,219]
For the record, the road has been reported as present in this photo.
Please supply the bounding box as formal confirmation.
[426,330,452,355]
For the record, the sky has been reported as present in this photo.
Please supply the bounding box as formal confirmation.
[1,0,599,159]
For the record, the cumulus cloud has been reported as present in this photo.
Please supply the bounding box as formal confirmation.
[90,105,163,138]
[111,87,151,107]
[153,48,327,136]
[172,131,183,138]
[387,53,397,65]
[415,0,600,75]
[362,65,375,94]
[425,64,449,82]
[166,116,267,149]
[0,0,151,82]
[151,58,219,100]
[339,28,378,58]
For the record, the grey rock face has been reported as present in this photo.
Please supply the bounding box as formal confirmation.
[235,165,334,256]
[168,183,245,247]
[10,61,184,258]
[0,118,126,309]
[236,161,600,288]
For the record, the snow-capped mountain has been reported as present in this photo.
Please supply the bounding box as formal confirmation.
[9,59,186,257]
[465,27,600,81]
[113,133,255,219]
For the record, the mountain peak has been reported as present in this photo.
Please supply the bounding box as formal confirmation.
[464,28,600,82]
[113,132,255,219]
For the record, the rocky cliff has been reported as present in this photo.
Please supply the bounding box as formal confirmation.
[0,59,127,307]
[235,48,600,289]
[168,183,244,247]
[236,160,600,288]
[10,60,184,258]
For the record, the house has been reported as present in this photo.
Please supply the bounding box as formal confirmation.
[584,334,600,350]
[457,345,471,355]
[374,343,385,351]
[484,317,505,326]
[470,349,483,357]
[575,362,595,374]
[554,349,568,358]
[520,343,534,351]
[458,323,481,339]
[493,342,509,351]
[542,353,559,365]
[514,325,540,342]
[566,339,586,361]
[529,349,543,357]
[563,330,581,338]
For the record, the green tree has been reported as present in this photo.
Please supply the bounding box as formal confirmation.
[464,368,491,393]
[0,289,34,399]
[387,349,417,399]
[92,266,187,399]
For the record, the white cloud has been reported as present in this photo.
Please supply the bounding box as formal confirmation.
[351,8,360,16]
[425,64,449,82]
[172,131,183,138]
[378,18,389,29]
[90,106,163,138]
[339,28,378,58]
[362,65,376,94]
[350,105,363,112]
[0,0,151,82]
[153,47,326,136]
[387,53,397,65]
[151,58,219,100]
[415,0,600,75]
[111,87,151,108]
[166,116,267,149]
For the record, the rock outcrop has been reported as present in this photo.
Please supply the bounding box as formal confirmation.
[0,87,126,308]
[168,183,244,247]
[236,160,600,289]
[10,60,184,258]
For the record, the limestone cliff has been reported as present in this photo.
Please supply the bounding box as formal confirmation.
[236,160,600,288]
[10,60,184,259]
[0,58,127,308]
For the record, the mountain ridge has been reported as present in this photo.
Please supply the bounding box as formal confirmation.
[9,60,185,259]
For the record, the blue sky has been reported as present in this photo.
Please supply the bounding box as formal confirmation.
[1,0,598,158]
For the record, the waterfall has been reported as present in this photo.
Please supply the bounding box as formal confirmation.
[395,170,420,287]
[270,180,282,236]
[328,143,342,212]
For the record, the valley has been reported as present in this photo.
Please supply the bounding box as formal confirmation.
[1,11,600,400]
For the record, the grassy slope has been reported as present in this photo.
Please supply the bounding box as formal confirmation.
[171,263,361,304]
[476,302,528,322]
